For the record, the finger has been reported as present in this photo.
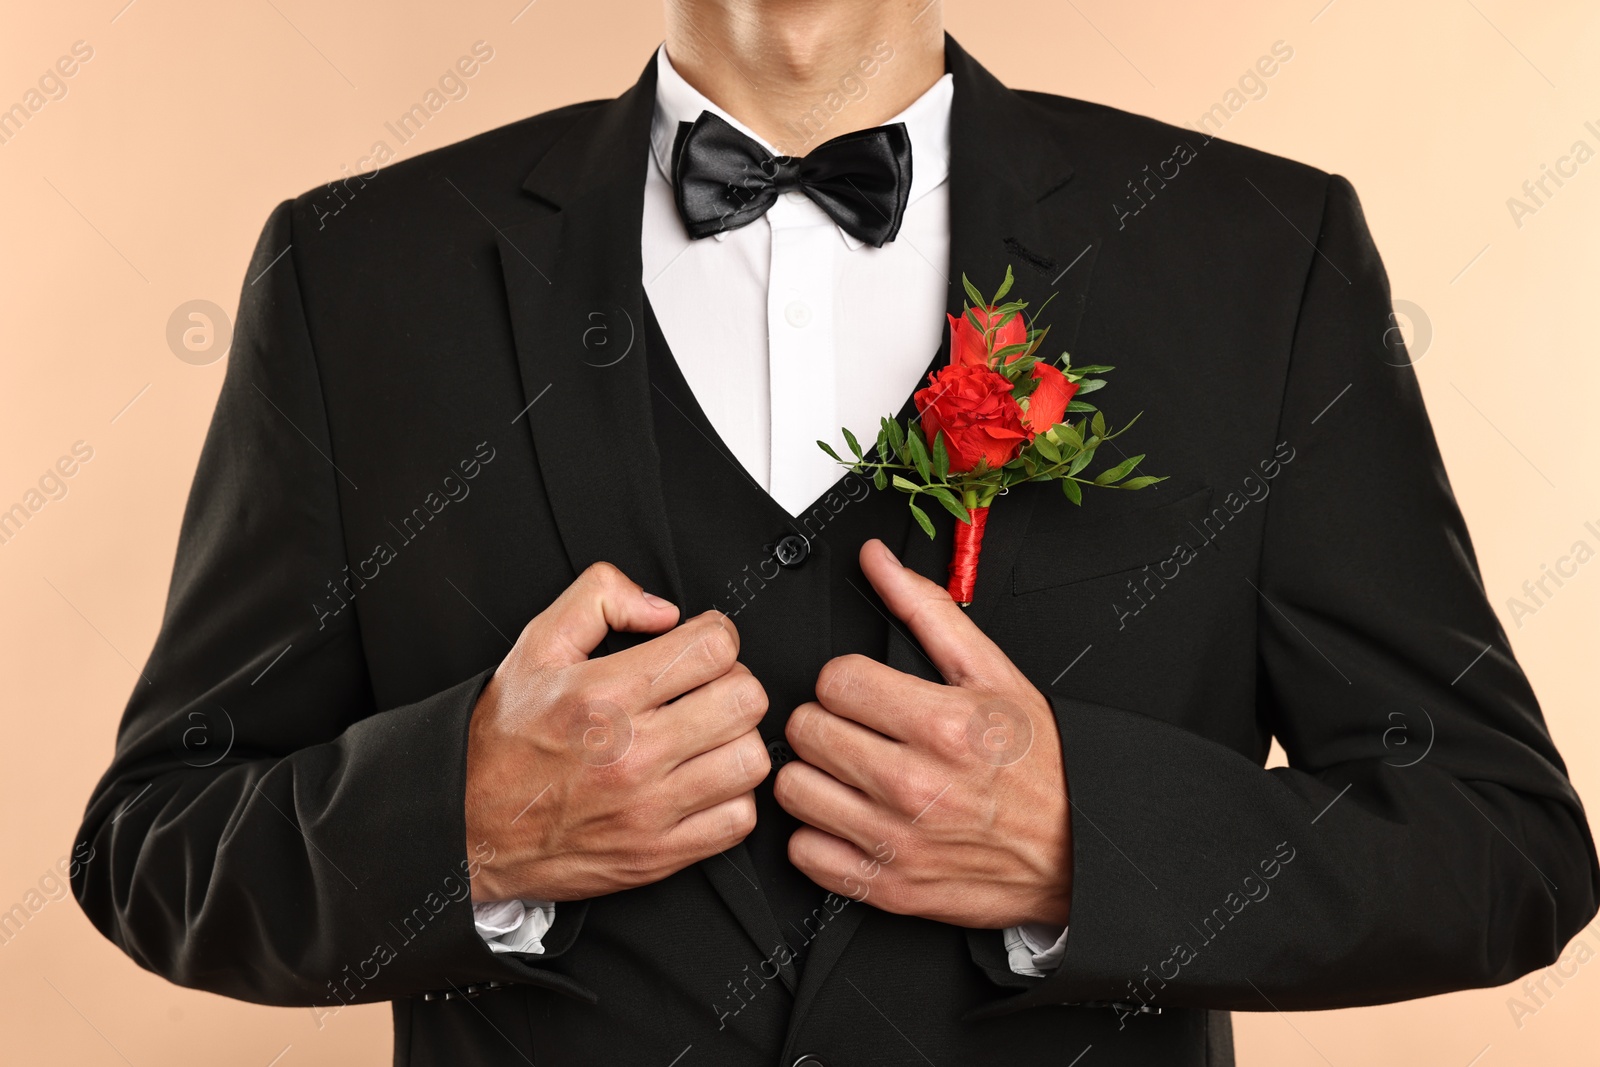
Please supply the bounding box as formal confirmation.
[772,761,884,857]
[591,609,742,708]
[787,827,885,904]
[785,701,905,798]
[859,539,1008,689]
[648,663,768,767]
[665,729,771,814]
[810,655,963,745]
[521,562,679,670]
[661,791,759,863]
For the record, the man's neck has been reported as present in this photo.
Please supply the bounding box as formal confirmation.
[663,0,945,155]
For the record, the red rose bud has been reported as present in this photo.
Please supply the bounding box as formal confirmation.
[1021,363,1079,436]
[947,307,1028,368]
[914,364,1029,473]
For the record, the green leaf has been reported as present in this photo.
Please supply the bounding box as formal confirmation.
[1072,364,1115,374]
[1094,453,1145,485]
[992,342,1030,362]
[1091,411,1107,438]
[873,467,888,490]
[961,273,985,309]
[1120,475,1166,490]
[906,427,932,481]
[932,432,950,481]
[1074,378,1107,394]
[892,474,922,492]
[964,307,986,334]
[908,498,936,539]
[993,264,1015,302]
[1034,434,1061,463]
[998,358,1036,383]
[1066,398,1098,413]
[1053,421,1083,448]
[888,419,908,462]
[817,440,844,462]
[1066,448,1095,477]
[841,427,863,460]
[1061,478,1083,505]
[925,485,972,523]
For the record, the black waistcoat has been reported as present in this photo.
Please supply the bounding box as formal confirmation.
[643,297,928,956]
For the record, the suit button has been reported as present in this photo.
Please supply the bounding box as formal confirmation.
[774,534,809,568]
[791,1057,826,1067]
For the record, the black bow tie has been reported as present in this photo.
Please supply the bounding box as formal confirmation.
[670,111,913,248]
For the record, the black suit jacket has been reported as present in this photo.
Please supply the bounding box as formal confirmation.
[73,36,1598,1067]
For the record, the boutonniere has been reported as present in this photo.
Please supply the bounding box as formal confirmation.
[819,266,1164,606]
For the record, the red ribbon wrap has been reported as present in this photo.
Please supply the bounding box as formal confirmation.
[946,505,991,606]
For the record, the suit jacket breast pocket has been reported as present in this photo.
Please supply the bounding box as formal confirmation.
[1011,483,1214,594]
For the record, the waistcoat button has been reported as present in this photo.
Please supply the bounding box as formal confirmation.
[774,533,809,568]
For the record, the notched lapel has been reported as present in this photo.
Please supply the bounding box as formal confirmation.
[902,38,1106,634]
[941,41,1104,633]
[496,58,793,982]
[496,61,683,616]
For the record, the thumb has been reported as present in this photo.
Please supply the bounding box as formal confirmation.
[860,538,1006,689]
[521,562,679,669]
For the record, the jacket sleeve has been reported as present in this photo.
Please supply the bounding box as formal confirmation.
[1016,174,1599,1016]
[70,200,590,1009]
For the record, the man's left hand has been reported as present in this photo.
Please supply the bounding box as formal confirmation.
[775,538,1072,929]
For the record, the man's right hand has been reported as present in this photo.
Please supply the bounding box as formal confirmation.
[465,563,769,903]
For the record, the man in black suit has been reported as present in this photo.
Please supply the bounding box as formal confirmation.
[73,2,1598,1064]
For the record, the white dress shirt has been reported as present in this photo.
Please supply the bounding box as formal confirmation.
[644,47,951,516]
[474,44,1067,979]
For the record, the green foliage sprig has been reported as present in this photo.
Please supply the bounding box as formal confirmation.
[818,267,1165,539]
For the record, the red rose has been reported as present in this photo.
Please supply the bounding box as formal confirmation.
[945,307,1078,439]
[914,364,1029,472]
[1020,363,1079,436]
[948,307,1027,368]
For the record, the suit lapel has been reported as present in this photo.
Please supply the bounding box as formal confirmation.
[497,59,680,612]
[700,844,799,994]
[784,34,1106,1044]
[899,41,1104,636]
[496,56,794,993]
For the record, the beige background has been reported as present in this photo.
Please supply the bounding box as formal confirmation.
[3,0,1597,1063]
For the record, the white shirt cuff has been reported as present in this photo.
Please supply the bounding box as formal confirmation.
[1003,922,1069,977]
[472,899,556,955]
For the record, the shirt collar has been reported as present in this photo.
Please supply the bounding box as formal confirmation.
[649,43,952,248]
